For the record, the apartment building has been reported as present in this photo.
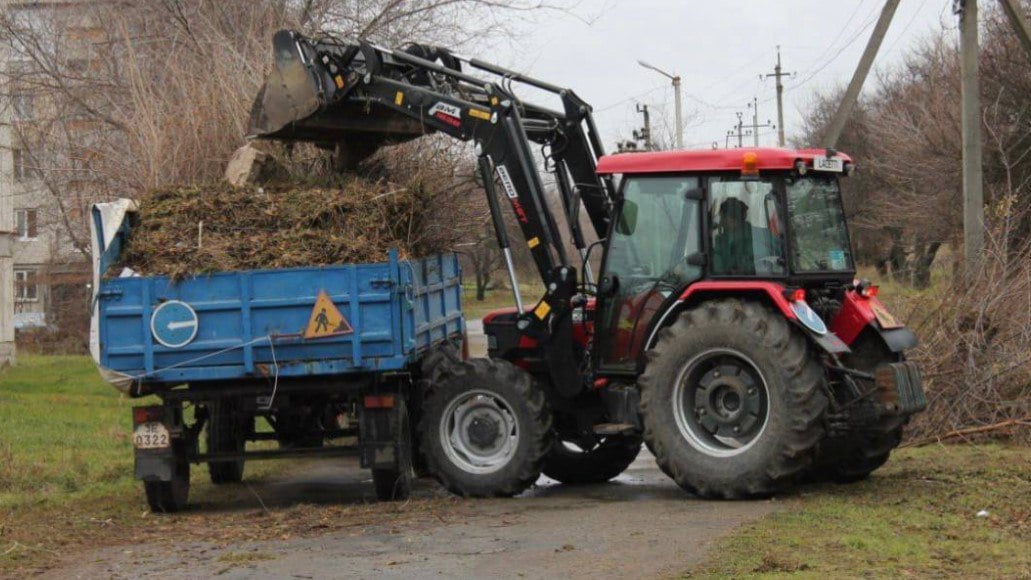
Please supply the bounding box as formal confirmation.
[1,0,104,357]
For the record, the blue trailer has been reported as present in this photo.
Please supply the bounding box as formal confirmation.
[90,201,465,511]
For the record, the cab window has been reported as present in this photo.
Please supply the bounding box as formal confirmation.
[708,178,786,276]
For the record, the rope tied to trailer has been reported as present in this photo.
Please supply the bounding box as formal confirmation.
[129,335,281,400]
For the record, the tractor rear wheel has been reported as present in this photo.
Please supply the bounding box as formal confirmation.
[543,435,642,485]
[639,299,828,499]
[809,331,907,483]
[419,358,552,497]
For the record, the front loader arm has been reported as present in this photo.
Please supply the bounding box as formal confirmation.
[249,31,610,391]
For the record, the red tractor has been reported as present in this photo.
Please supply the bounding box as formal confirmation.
[250,31,926,498]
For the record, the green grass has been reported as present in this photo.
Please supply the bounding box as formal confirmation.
[0,355,153,509]
[690,444,1031,578]
[462,283,544,320]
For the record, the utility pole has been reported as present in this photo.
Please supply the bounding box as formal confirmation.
[632,103,652,151]
[825,0,902,148]
[764,46,793,147]
[957,0,984,267]
[748,97,775,147]
[998,0,1031,63]
[637,60,683,149]
[726,112,751,148]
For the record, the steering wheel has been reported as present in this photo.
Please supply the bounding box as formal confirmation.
[755,256,784,273]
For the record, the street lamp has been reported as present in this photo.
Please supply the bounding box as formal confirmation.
[637,59,683,149]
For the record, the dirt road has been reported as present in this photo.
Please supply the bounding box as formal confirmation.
[43,321,777,579]
[48,452,776,579]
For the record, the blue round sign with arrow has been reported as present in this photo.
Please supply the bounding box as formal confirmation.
[151,300,199,348]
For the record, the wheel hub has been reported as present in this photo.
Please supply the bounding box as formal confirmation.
[467,415,501,449]
[697,367,760,436]
[674,351,771,457]
[439,390,520,474]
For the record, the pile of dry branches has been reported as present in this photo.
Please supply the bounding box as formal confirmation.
[116,175,451,279]
[901,239,1031,444]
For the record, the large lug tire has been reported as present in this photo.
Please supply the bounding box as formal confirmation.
[372,400,414,501]
[542,435,642,485]
[144,445,190,513]
[810,332,907,483]
[207,400,246,484]
[639,299,829,499]
[814,425,904,483]
[419,358,552,497]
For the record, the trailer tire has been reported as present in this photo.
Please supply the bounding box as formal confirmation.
[639,299,828,499]
[144,446,190,513]
[419,358,552,497]
[372,401,414,501]
[207,400,245,484]
[542,435,641,485]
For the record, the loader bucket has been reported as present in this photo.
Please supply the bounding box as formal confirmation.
[247,30,322,138]
[247,30,430,165]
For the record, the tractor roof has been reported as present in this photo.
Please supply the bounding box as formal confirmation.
[595,147,852,175]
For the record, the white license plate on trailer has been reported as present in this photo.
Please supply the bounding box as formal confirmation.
[133,422,170,449]
[812,155,844,172]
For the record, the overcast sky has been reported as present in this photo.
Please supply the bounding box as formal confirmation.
[484,0,955,152]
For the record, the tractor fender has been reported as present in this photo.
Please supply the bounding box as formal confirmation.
[831,290,918,353]
[643,281,797,352]
[643,282,851,358]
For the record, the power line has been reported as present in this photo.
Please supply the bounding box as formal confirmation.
[595,83,667,113]
[788,13,880,92]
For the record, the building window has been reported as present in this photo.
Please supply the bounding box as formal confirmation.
[15,208,38,240]
[15,269,39,301]
[12,148,39,181]
[12,94,34,121]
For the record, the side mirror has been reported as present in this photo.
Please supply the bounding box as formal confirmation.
[686,252,707,267]
[615,200,638,236]
[684,187,705,201]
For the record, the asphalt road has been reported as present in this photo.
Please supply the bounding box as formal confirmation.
[45,321,778,579]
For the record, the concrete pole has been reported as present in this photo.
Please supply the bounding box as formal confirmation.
[825,0,902,148]
[752,98,760,147]
[998,0,1031,63]
[960,0,985,266]
[763,47,793,147]
[774,51,785,147]
[672,75,684,149]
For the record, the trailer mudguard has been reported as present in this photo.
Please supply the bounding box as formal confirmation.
[359,397,406,470]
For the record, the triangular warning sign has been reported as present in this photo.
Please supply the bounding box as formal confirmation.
[304,290,354,339]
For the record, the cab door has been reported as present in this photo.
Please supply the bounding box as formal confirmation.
[595,175,703,373]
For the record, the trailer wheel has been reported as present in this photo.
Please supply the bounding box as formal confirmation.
[207,400,245,484]
[639,299,828,499]
[372,400,414,501]
[542,435,641,485]
[419,358,552,497]
[144,445,190,513]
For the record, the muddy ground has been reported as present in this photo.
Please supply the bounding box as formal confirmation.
[44,451,777,579]
[38,321,778,579]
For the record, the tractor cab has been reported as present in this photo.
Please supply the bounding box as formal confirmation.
[592,148,862,372]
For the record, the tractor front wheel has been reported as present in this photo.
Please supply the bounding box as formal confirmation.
[419,358,552,497]
[639,299,828,499]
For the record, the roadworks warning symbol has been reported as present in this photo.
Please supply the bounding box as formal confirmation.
[304,291,353,339]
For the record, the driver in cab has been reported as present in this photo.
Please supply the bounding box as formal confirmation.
[712,198,756,275]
